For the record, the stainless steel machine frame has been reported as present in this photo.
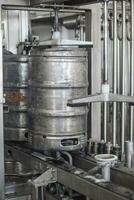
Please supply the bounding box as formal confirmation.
[1,1,134,200]
[0,3,92,199]
[0,2,5,200]
[5,143,134,200]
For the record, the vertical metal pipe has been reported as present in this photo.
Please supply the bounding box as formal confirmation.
[41,186,44,200]
[80,26,84,41]
[0,4,5,200]
[117,39,120,146]
[104,0,108,82]
[104,102,107,142]
[103,0,108,142]
[113,0,117,146]
[121,0,126,157]
[35,188,39,200]
[102,164,111,182]
[130,0,134,142]
[117,39,120,94]
[54,7,59,32]
[125,141,134,168]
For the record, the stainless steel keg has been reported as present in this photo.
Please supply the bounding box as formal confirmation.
[29,47,88,151]
[3,53,29,141]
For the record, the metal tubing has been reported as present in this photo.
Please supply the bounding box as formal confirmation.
[102,164,110,182]
[35,188,39,200]
[104,0,108,82]
[2,4,85,14]
[117,39,120,94]
[32,3,90,11]
[54,8,59,32]
[62,151,73,166]
[2,5,53,12]
[117,39,121,145]
[121,0,126,157]
[125,141,134,169]
[80,26,84,41]
[41,186,44,200]
[0,4,5,200]
[130,0,134,142]
[103,0,108,142]
[113,0,117,146]
[104,102,107,142]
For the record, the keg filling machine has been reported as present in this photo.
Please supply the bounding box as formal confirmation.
[1,1,134,200]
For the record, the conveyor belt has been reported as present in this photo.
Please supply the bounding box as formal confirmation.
[5,143,134,200]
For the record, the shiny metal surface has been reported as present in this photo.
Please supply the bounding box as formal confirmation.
[125,141,134,169]
[5,160,24,175]
[4,111,28,141]
[3,53,29,141]
[121,0,126,157]
[6,196,31,200]
[113,0,117,147]
[3,55,29,88]
[5,160,32,200]
[5,144,134,200]
[30,0,98,5]
[103,0,108,143]
[130,0,134,142]
[0,3,5,199]
[29,47,88,151]
[4,112,28,128]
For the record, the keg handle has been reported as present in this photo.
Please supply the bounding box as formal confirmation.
[60,138,80,149]
[3,105,9,113]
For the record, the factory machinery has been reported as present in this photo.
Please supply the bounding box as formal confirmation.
[1,0,134,199]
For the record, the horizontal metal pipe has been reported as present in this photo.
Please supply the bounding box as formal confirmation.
[2,4,86,13]
[38,3,90,11]
[2,5,53,12]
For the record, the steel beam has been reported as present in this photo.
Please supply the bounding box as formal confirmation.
[2,4,88,14]
[85,3,102,142]
[30,0,68,5]
[0,3,5,200]
[30,0,99,6]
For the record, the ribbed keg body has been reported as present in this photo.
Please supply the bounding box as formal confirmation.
[29,47,88,151]
[3,54,29,141]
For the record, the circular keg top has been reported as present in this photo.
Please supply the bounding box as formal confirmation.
[30,46,87,57]
[95,154,117,163]
[3,53,28,63]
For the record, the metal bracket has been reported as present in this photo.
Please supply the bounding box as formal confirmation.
[68,93,134,105]
[40,39,93,47]
[68,83,134,105]
[32,168,57,188]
